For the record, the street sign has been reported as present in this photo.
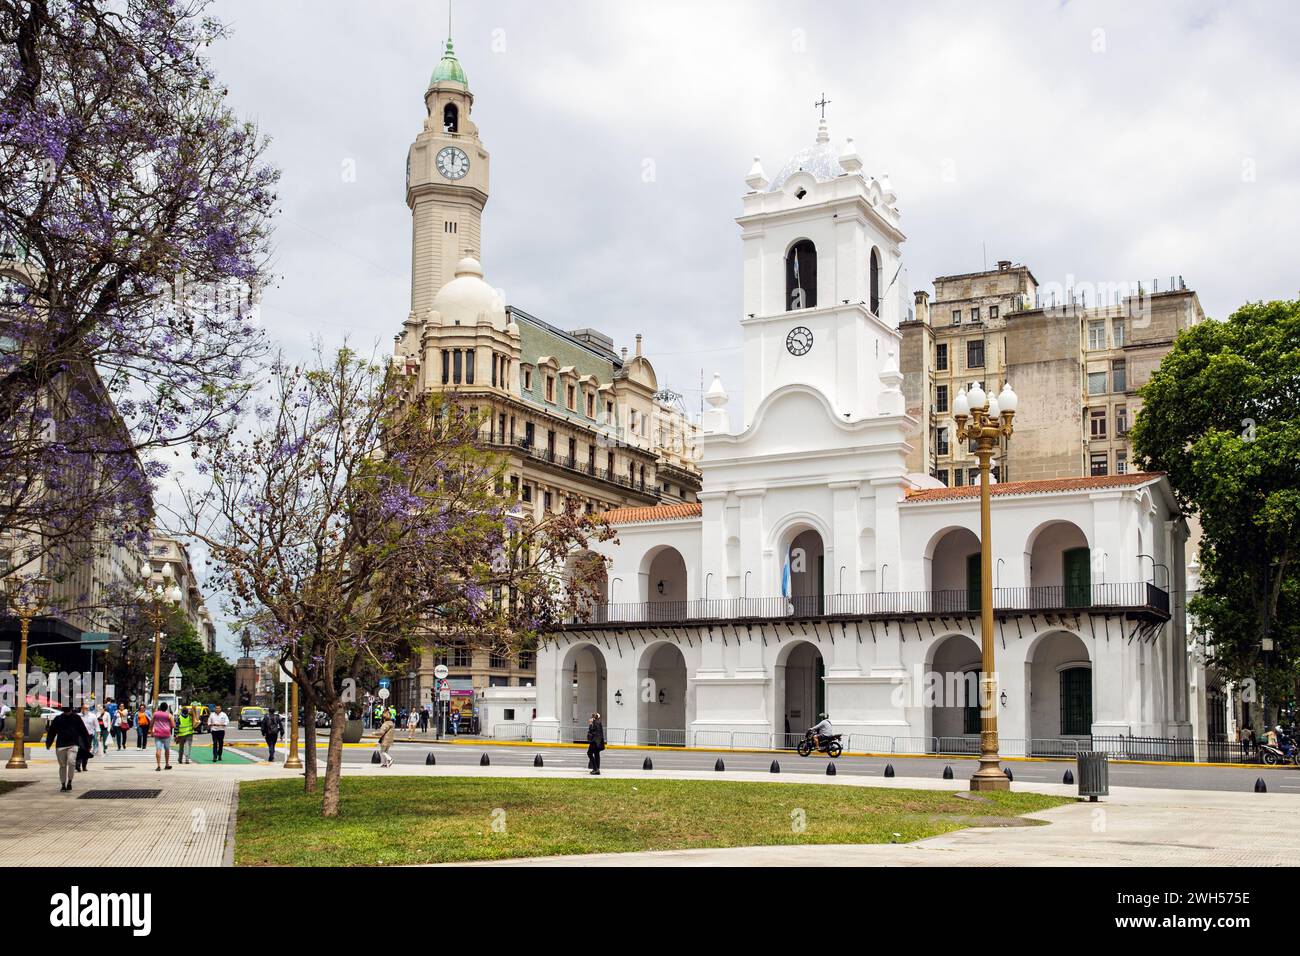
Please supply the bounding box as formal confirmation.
[80,632,112,651]
[168,676,181,691]
[378,688,390,700]
[378,677,391,690]
[433,664,449,680]
[279,658,293,683]
[438,690,450,702]
[168,663,182,679]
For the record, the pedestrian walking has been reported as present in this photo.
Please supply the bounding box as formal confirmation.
[450,710,459,737]
[586,712,605,775]
[261,706,281,763]
[151,701,174,771]
[175,706,196,764]
[135,704,150,749]
[406,708,419,736]
[45,703,93,792]
[114,706,131,750]
[418,705,429,733]
[377,714,395,767]
[209,704,229,762]
[96,705,111,753]
[77,703,97,771]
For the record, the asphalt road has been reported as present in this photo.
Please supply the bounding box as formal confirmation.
[215,729,1300,794]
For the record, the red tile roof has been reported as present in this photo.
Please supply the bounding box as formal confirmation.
[602,502,703,524]
[904,472,1162,503]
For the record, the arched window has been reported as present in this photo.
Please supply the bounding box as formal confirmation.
[785,240,817,311]
[869,247,882,315]
[443,102,459,133]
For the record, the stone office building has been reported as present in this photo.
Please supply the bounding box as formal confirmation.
[390,36,700,712]
[900,262,1204,486]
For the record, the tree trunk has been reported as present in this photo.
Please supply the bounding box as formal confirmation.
[321,698,347,818]
[303,694,318,793]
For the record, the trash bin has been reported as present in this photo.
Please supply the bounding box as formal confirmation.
[1076,751,1109,801]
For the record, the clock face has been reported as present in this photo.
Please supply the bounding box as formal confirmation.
[786,326,814,356]
[436,145,470,180]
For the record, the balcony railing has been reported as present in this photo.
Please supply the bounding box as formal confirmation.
[564,582,1169,626]
[486,438,652,494]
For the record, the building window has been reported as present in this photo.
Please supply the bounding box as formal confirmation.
[970,307,980,323]
[989,305,999,320]
[967,339,984,368]
[1059,667,1093,736]
[1090,407,1107,439]
[1111,359,1126,393]
[586,393,595,417]
[785,239,817,310]
[869,247,881,315]
[1088,320,1106,351]
[450,645,472,668]
[630,409,637,431]
[521,483,532,502]
[936,384,949,413]
[566,384,576,409]
[605,401,614,422]
[1087,371,1106,395]
[968,467,979,486]
[954,468,964,486]
[936,427,949,456]
[503,708,515,721]
[936,343,948,371]
[545,376,555,403]
[1116,406,1129,435]
[519,651,535,671]
[524,421,534,447]
[933,468,949,486]
[441,350,450,384]
[543,491,553,511]
[1090,452,1108,476]
[452,349,462,384]
[464,350,474,384]
[1112,319,1126,347]
[443,102,459,133]
[1116,451,1128,475]
[489,652,508,669]
[523,367,532,391]
[951,309,962,325]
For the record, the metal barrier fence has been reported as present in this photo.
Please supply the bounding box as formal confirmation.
[493,726,1249,762]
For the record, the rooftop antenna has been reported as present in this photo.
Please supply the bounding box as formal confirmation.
[448,0,452,38]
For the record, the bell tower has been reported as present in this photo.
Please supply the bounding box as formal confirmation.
[407,35,490,314]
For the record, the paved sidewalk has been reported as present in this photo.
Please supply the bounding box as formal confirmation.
[4,755,1295,866]
[0,753,284,866]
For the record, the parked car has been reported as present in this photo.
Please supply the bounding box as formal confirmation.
[238,706,267,730]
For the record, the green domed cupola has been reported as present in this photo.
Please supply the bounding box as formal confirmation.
[429,38,468,88]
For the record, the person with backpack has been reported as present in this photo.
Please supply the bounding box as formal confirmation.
[260,706,282,763]
[151,701,174,771]
[175,706,196,764]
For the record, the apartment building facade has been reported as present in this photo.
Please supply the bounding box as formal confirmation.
[900,261,1204,485]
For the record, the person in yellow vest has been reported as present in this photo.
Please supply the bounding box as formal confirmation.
[175,706,196,764]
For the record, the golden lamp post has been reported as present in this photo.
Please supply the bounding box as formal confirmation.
[138,562,182,710]
[5,573,52,770]
[283,656,302,770]
[953,380,1018,792]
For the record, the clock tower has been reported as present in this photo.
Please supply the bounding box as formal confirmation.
[407,36,490,314]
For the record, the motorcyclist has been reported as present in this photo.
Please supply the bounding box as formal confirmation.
[810,713,833,751]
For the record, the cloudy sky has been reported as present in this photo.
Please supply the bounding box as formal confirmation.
[195,0,1300,655]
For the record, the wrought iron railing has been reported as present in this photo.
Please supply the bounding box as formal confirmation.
[565,582,1170,625]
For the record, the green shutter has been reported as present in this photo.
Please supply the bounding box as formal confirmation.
[1063,547,1091,607]
[966,552,982,611]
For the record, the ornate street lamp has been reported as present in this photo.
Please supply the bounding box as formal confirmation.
[138,561,182,711]
[5,573,52,770]
[953,380,1018,791]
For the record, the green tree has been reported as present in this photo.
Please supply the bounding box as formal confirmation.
[1132,298,1300,711]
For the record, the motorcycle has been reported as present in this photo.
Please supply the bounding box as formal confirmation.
[1260,738,1299,766]
[796,729,843,758]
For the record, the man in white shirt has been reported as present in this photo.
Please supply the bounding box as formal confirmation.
[209,704,230,762]
[810,713,833,750]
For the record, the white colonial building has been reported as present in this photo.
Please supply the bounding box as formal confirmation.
[532,116,1195,754]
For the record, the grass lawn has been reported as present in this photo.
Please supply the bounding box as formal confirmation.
[235,776,1069,866]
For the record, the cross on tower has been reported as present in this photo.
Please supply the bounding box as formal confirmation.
[815,94,831,120]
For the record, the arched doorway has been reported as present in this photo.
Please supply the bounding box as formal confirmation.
[927,526,981,612]
[786,528,825,616]
[927,634,983,744]
[1027,631,1092,741]
[561,643,608,742]
[636,642,687,745]
[644,546,688,621]
[775,640,824,745]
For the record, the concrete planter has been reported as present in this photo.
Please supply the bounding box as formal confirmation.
[3,715,45,739]
[342,718,364,744]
